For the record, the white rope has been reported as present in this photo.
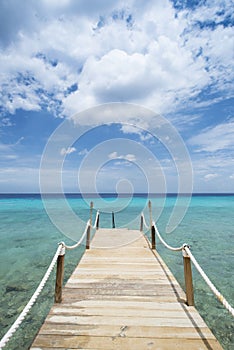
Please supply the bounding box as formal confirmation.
[0,210,99,349]
[153,223,234,316]
[93,211,100,229]
[184,246,234,317]
[60,220,90,250]
[0,244,63,350]
[153,222,184,251]
[141,212,149,229]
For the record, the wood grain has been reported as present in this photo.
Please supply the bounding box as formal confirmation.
[30,228,223,349]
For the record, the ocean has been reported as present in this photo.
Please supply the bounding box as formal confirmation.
[0,194,233,349]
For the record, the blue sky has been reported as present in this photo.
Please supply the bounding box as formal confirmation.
[0,0,233,193]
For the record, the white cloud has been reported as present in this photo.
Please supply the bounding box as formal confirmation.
[189,121,234,152]
[60,146,76,155]
[125,154,136,162]
[78,148,89,156]
[121,124,141,134]
[0,0,232,122]
[62,40,209,117]
[0,117,14,127]
[108,151,136,162]
[204,173,218,180]
[108,151,118,159]
[229,174,234,179]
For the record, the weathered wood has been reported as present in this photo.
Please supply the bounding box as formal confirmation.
[90,201,93,227]
[45,313,207,327]
[39,323,216,339]
[54,253,65,303]
[32,334,223,350]
[148,200,152,226]
[31,228,222,350]
[151,224,156,250]
[86,225,91,250]
[140,214,143,231]
[183,255,194,306]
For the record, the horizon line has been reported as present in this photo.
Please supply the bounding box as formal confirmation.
[0,192,234,196]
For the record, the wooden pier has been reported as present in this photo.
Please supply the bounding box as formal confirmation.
[31,227,223,350]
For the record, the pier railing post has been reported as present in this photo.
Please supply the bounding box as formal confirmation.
[54,246,65,303]
[151,224,156,250]
[148,200,156,250]
[112,212,115,228]
[96,212,100,230]
[86,223,91,249]
[140,214,143,232]
[183,248,194,306]
[90,201,93,227]
[148,200,152,227]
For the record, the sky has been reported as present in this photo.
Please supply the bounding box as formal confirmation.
[0,0,233,193]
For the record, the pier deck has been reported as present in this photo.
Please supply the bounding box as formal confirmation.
[31,228,223,349]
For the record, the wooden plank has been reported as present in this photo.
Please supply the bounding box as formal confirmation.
[47,300,188,310]
[60,288,180,297]
[58,293,182,303]
[32,334,223,350]
[44,314,207,327]
[66,279,179,286]
[39,323,216,339]
[49,306,205,320]
[30,228,223,350]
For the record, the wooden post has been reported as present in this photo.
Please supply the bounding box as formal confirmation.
[140,214,143,231]
[151,224,156,250]
[183,249,194,306]
[148,200,156,249]
[112,212,115,228]
[96,212,100,230]
[90,201,93,227]
[54,247,65,303]
[148,200,152,227]
[86,224,91,249]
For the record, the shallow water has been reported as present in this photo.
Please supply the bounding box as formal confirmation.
[0,194,233,349]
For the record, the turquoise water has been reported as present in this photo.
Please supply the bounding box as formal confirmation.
[0,194,233,349]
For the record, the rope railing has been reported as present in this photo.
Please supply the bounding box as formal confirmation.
[1,201,232,350]
[60,219,91,250]
[153,221,185,252]
[93,210,100,230]
[184,246,234,317]
[140,212,150,230]
[0,202,99,349]
[0,244,63,350]
[141,202,234,316]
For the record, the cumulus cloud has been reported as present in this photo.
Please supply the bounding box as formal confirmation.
[204,173,218,180]
[108,151,136,162]
[0,0,233,124]
[60,146,76,155]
